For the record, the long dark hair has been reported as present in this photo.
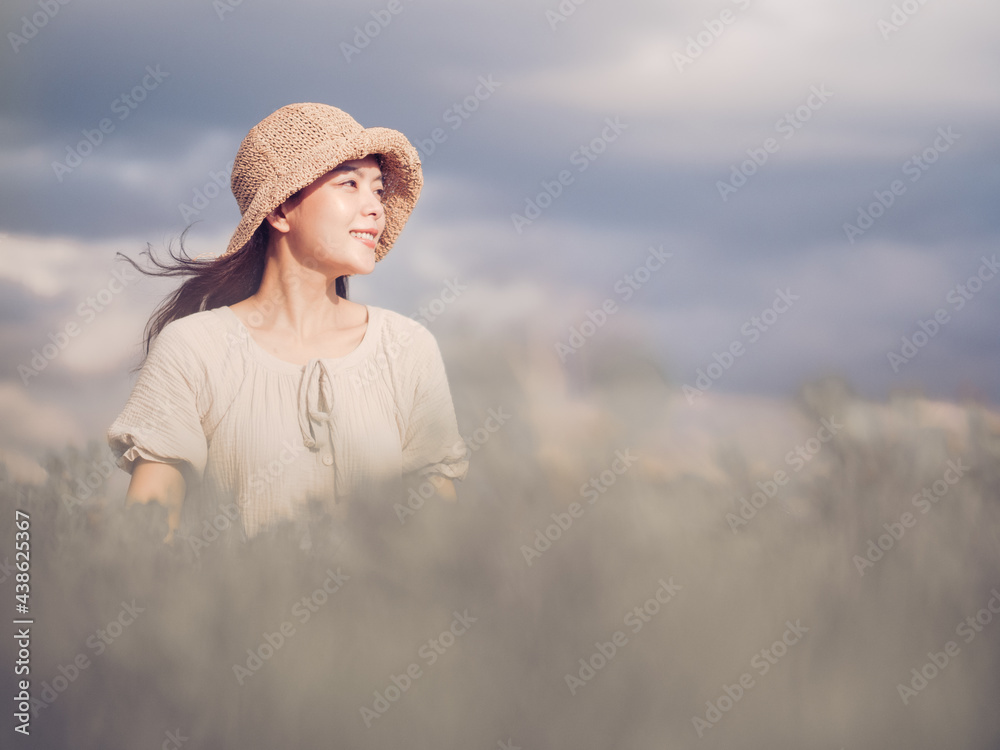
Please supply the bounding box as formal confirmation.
[117,222,349,374]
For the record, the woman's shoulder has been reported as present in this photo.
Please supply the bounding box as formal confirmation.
[147,308,239,373]
[371,305,439,350]
[156,308,230,349]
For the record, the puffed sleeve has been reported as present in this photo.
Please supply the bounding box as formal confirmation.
[400,330,470,482]
[106,321,210,484]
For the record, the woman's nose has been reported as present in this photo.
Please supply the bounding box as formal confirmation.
[362,185,384,217]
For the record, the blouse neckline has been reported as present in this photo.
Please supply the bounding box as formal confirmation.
[215,304,382,374]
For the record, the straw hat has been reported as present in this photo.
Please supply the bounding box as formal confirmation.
[221,103,422,261]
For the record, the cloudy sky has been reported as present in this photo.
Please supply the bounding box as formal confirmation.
[1,0,998,477]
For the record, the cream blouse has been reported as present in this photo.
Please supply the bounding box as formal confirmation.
[106,304,469,539]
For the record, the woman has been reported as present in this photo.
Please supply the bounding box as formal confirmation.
[107,103,469,544]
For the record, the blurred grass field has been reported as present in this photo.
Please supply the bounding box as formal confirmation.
[1,334,999,749]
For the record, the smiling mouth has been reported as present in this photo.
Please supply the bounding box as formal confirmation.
[350,230,377,248]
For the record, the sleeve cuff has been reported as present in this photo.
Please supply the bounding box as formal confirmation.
[415,455,469,483]
[113,441,205,484]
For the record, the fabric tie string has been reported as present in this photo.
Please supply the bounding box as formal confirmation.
[297,358,335,449]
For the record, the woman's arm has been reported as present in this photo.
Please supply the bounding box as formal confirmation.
[428,474,456,501]
[402,472,458,505]
[125,458,187,543]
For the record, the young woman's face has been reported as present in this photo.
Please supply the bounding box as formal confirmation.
[278,155,386,276]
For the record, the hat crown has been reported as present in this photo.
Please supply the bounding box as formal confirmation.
[230,103,365,214]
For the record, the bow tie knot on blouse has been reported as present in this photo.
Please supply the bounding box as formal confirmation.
[297,358,337,449]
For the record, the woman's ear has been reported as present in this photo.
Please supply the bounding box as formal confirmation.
[265,202,291,234]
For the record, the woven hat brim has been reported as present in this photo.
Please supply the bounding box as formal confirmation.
[222,126,422,262]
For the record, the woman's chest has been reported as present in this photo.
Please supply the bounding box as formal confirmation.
[207,370,405,469]
[247,324,368,365]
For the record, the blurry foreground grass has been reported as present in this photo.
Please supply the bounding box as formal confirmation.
[1,337,999,749]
